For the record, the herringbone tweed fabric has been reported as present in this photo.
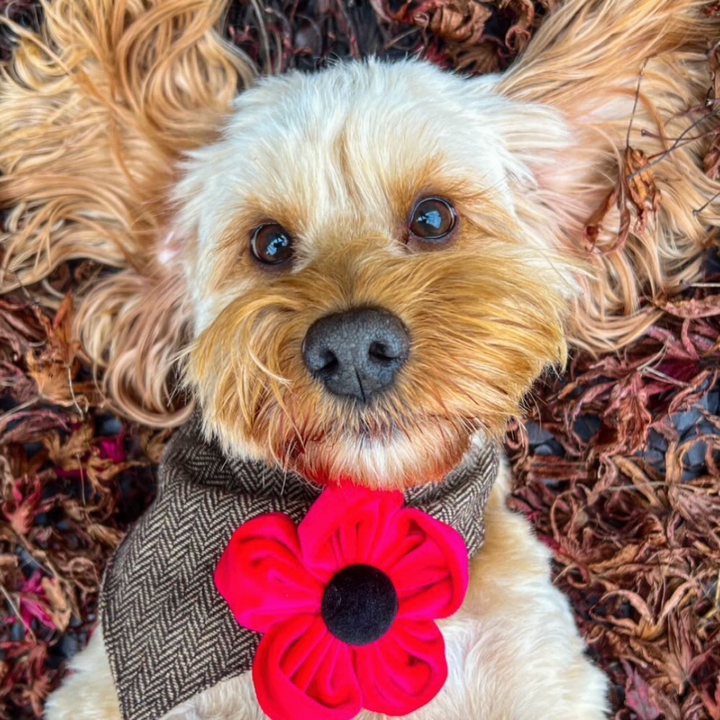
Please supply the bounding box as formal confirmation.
[100,415,499,720]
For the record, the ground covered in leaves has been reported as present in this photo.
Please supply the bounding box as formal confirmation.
[1,1,719,719]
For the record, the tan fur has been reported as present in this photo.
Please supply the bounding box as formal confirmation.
[159,56,581,486]
[499,0,720,349]
[2,0,718,482]
[44,461,609,720]
[0,0,253,424]
[188,228,567,487]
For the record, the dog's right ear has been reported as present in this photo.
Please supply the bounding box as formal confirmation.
[0,0,254,427]
[469,0,720,352]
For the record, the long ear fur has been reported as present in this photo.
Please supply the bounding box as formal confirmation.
[0,0,249,424]
[498,0,720,351]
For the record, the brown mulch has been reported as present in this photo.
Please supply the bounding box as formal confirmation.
[0,1,718,719]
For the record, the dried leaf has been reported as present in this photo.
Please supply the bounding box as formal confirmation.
[39,578,71,633]
[625,147,661,230]
[583,187,620,248]
[659,293,720,318]
[583,147,661,252]
[412,0,492,44]
[623,662,662,720]
[699,681,720,720]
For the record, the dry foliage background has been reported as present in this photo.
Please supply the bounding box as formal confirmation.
[1,1,719,719]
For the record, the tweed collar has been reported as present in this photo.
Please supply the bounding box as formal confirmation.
[100,414,499,720]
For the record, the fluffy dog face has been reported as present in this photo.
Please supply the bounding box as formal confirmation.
[176,60,574,488]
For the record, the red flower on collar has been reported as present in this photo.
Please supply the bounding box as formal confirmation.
[214,485,469,720]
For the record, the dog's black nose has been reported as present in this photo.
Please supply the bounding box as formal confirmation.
[302,308,409,402]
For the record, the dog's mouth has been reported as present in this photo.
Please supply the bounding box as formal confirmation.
[274,410,480,489]
[352,412,480,442]
[356,418,400,443]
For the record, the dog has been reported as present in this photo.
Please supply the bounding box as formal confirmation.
[2,0,719,718]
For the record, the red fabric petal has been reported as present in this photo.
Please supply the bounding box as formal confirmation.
[214,513,324,633]
[352,618,448,716]
[382,508,468,620]
[298,485,404,581]
[253,614,362,720]
[217,489,465,720]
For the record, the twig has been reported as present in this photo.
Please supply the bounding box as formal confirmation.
[0,584,36,642]
[627,107,720,181]
[626,60,648,149]
[675,95,720,117]
[643,367,692,388]
[693,188,720,216]
[641,126,720,146]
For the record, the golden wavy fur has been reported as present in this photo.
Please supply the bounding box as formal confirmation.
[1,0,719,488]
[0,0,253,425]
[498,0,720,349]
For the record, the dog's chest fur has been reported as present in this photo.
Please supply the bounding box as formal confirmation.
[45,463,608,720]
[101,418,499,720]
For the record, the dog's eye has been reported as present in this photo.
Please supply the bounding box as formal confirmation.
[250,223,294,266]
[408,197,457,243]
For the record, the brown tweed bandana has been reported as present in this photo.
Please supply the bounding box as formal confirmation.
[100,415,499,720]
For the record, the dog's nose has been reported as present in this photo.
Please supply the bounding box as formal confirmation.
[302,308,410,402]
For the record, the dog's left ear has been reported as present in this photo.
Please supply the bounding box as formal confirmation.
[467,0,720,351]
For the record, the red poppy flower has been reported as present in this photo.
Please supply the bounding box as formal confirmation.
[214,485,469,720]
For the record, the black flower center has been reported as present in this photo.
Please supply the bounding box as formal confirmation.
[321,564,398,645]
